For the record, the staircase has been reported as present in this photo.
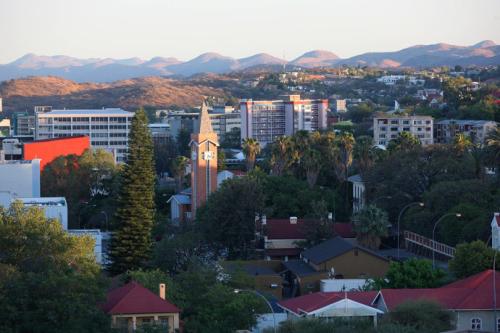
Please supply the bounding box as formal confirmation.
[404,230,456,258]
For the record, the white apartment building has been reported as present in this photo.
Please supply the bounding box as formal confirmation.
[35,108,134,162]
[434,119,497,144]
[373,116,434,147]
[240,95,328,146]
[376,75,406,85]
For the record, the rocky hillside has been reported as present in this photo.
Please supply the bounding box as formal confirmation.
[0,76,227,113]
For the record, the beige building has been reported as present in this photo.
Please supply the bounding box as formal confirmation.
[434,119,497,144]
[240,95,328,146]
[373,116,433,147]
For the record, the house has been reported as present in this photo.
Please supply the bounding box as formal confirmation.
[278,291,382,325]
[301,237,390,278]
[260,217,355,261]
[374,270,500,332]
[283,237,389,297]
[102,282,180,333]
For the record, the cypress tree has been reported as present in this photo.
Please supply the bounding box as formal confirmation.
[109,108,155,274]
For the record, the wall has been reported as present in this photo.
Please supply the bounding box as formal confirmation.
[23,136,90,170]
[0,159,40,197]
[456,310,495,332]
[317,249,389,278]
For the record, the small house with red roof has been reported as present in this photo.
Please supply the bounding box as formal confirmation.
[278,291,382,325]
[374,270,500,332]
[102,281,180,332]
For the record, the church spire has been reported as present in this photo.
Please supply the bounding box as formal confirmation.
[196,99,214,134]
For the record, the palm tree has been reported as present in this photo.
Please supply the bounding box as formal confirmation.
[303,148,322,187]
[486,127,500,180]
[453,133,473,155]
[353,204,389,250]
[242,138,261,171]
[170,156,189,192]
[270,136,295,176]
[334,132,355,183]
[354,136,375,175]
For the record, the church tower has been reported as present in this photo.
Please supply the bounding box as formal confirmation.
[190,100,218,218]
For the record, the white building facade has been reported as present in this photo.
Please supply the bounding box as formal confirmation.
[35,108,134,162]
[435,119,497,144]
[240,95,328,146]
[373,116,434,147]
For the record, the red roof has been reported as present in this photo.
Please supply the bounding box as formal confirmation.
[494,214,500,227]
[102,281,180,315]
[278,291,378,315]
[378,270,500,311]
[265,219,355,240]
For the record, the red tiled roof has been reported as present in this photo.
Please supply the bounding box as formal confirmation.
[265,219,355,240]
[102,281,180,315]
[379,270,500,311]
[278,291,378,315]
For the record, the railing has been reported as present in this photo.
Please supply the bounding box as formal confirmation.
[404,230,456,258]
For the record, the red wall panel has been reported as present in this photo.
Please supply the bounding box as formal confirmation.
[23,136,90,170]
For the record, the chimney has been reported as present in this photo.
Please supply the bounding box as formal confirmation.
[290,217,297,224]
[159,283,166,300]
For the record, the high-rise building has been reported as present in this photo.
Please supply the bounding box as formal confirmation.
[13,112,36,137]
[434,119,497,144]
[240,95,328,146]
[190,102,218,217]
[35,108,134,162]
[373,116,434,147]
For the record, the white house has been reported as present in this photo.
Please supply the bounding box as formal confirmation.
[348,174,365,213]
[491,212,500,250]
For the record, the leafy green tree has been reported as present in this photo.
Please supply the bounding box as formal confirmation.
[486,126,500,179]
[354,136,376,175]
[353,205,389,250]
[449,241,496,278]
[124,269,174,296]
[221,127,241,149]
[197,176,265,259]
[443,76,475,110]
[42,148,119,228]
[389,300,453,333]
[452,133,473,155]
[379,259,446,288]
[176,128,191,157]
[242,138,261,171]
[303,148,322,187]
[109,109,156,274]
[0,202,110,333]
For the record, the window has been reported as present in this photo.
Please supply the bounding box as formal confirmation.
[497,318,500,332]
[471,318,481,330]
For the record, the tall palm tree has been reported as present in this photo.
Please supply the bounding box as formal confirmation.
[334,133,355,183]
[354,136,375,175]
[242,138,261,171]
[270,136,295,176]
[170,156,189,192]
[303,148,322,187]
[486,127,500,179]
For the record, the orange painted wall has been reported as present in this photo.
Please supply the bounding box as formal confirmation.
[23,136,90,170]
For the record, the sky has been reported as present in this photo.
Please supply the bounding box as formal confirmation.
[1,0,499,64]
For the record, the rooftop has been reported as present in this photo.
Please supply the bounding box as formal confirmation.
[283,260,317,277]
[40,108,133,116]
[102,281,180,315]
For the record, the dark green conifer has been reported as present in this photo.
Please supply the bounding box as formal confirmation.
[109,108,155,274]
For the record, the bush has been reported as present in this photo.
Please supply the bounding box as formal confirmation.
[389,300,453,333]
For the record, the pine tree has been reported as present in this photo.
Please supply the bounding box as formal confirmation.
[109,109,156,274]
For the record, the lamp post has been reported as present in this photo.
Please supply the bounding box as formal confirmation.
[494,250,498,333]
[397,202,424,260]
[432,213,461,269]
[234,289,276,333]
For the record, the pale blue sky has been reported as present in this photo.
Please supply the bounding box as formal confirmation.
[1,0,499,63]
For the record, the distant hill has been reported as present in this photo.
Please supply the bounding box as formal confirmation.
[0,40,498,82]
[0,76,227,112]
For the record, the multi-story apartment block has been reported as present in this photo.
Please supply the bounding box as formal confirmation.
[374,116,434,147]
[332,99,347,112]
[35,108,134,162]
[434,119,497,144]
[240,95,328,146]
[12,112,36,137]
[164,106,241,142]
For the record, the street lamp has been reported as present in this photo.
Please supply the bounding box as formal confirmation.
[432,213,461,269]
[494,250,498,333]
[397,202,424,260]
[234,289,277,333]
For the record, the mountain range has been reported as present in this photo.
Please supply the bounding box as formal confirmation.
[0,40,498,82]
